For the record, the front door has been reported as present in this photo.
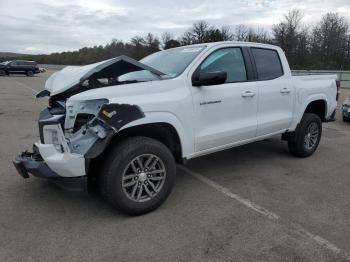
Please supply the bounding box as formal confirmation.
[7,61,21,73]
[191,47,258,152]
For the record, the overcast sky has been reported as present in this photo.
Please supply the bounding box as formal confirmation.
[0,0,349,54]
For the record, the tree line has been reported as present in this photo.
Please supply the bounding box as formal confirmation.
[1,10,349,70]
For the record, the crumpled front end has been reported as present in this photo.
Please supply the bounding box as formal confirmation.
[13,145,87,192]
[13,55,154,191]
[13,97,145,191]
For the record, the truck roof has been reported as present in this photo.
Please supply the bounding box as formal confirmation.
[174,41,280,50]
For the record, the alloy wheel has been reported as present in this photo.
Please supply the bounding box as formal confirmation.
[122,154,166,202]
[304,122,319,150]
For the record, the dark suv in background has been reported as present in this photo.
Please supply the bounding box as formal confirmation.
[0,60,40,76]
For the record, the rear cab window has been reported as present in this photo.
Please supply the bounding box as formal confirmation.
[251,48,283,80]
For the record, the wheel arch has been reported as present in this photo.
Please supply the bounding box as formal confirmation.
[88,116,188,174]
[110,122,184,163]
[290,95,328,131]
[87,121,184,190]
[303,99,327,122]
[86,110,191,189]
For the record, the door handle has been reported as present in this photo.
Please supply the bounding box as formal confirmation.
[280,88,291,94]
[241,91,256,98]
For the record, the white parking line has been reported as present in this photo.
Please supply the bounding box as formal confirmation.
[179,165,350,261]
[181,166,280,220]
[13,80,38,94]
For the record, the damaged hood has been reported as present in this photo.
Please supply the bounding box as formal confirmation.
[45,55,164,96]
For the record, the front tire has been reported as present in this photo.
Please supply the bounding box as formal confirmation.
[26,70,34,77]
[288,113,322,157]
[0,70,5,76]
[99,137,176,215]
[343,116,350,122]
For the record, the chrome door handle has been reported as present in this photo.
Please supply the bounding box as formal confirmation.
[280,88,291,94]
[241,91,256,98]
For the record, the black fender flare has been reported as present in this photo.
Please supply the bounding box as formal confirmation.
[85,103,145,159]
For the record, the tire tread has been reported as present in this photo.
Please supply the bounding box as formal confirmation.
[288,113,322,158]
[99,136,176,215]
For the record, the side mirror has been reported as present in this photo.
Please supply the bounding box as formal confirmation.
[192,70,227,87]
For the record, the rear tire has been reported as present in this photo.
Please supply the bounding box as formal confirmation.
[99,136,176,215]
[343,116,350,122]
[26,70,34,77]
[288,113,322,157]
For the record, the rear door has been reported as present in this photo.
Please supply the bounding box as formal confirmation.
[191,47,258,152]
[22,61,33,72]
[250,47,294,136]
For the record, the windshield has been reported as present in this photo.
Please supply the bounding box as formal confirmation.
[0,61,9,65]
[118,46,205,82]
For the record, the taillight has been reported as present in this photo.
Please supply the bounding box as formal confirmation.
[336,80,340,102]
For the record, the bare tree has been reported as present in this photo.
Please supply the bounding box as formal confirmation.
[181,31,193,45]
[273,9,304,66]
[311,13,349,69]
[190,21,210,43]
[205,28,224,42]
[182,21,234,45]
[161,32,181,49]
[130,36,146,47]
[235,24,249,41]
[164,39,181,49]
[234,25,270,43]
[345,34,350,69]
[295,27,310,68]
[161,32,173,49]
[145,33,160,53]
[247,27,270,43]
[220,26,234,41]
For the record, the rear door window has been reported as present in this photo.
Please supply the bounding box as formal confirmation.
[251,48,283,80]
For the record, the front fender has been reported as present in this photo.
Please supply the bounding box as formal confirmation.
[120,111,193,158]
[84,109,193,160]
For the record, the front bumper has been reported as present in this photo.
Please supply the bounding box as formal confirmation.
[36,107,86,178]
[13,146,87,192]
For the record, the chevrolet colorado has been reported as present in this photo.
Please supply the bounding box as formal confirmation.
[13,42,339,215]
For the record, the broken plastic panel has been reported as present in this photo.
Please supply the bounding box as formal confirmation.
[66,103,145,158]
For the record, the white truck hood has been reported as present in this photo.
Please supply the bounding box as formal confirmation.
[44,55,164,96]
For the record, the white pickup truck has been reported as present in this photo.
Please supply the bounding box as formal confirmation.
[14,42,339,215]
